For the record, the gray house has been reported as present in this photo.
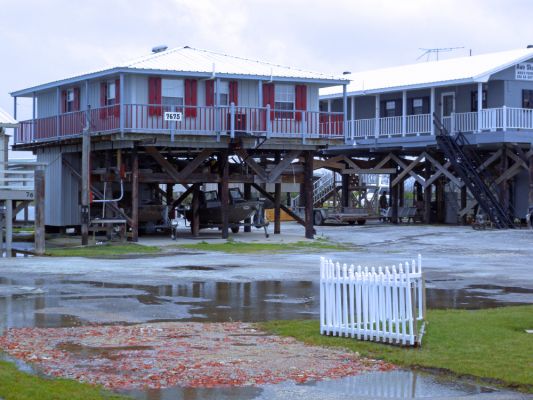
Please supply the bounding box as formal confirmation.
[320,48,533,222]
[11,46,347,237]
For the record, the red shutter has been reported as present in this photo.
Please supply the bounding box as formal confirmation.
[73,88,80,112]
[295,85,307,122]
[114,79,120,117]
[185,79,197,118]
[148,77,162,116]
[205,80,214,106]
[99,82,107,118]
[61,90,67,114]
[229,81,238,106]
[262,83,275,120]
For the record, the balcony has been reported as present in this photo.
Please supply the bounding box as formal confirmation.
[347,107,533,139]
[15,104,344,145]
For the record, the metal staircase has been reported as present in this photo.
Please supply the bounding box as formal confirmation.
[433,115,514,229]
[292,170,340,208]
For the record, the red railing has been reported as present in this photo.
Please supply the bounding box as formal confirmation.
[16,104,344,143]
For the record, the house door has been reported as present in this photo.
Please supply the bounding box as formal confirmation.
[441,92,455,132]
[441,92,455,117]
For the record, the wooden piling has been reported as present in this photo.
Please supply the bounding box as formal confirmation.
[243,183,251,233]
[220,151,229,239]
[304,151,314,239]
[81,126,90,245]
[191,183,200,237]
[34,169,45,255]
[131,148,139,242]
[274,152,281,235]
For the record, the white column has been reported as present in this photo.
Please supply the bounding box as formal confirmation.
[342,85,348,143]
[32,92,36,141]
[374,94,380,138]
[402,90,407,136]
[350,96,355,140]
[430,87,435,136]
[327,99,331,113]
[477,82,483,132]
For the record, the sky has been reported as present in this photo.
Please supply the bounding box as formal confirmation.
[1,0,533,121]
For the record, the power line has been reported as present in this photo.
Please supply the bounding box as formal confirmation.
[417,47,465,62]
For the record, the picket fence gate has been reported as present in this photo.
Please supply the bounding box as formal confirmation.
[320,255,426,346]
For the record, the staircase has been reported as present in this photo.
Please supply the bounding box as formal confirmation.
[292,170,340,208]
[433,115,514,229]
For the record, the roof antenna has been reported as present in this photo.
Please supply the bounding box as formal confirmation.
[417,47,464,61]
[152,45,168,53]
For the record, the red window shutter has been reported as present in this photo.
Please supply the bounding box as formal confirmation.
[148,77,162,117]
[114,79,120,117]
[295,85,307,121]
[73,88,80,112]
[61,90,67,114]
[185,79,197,118]
[205,80,214,106]
[262,83,275,121]
[99,82,107,118]
[229,81,238,106]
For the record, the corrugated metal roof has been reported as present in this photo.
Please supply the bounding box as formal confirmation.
[12,46,348,96]
[321,48,533,98]
[0,107,17,128]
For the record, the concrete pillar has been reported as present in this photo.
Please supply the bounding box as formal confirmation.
[6,199,12,256]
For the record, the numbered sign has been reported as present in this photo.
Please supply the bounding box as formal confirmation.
[164,112,183,122]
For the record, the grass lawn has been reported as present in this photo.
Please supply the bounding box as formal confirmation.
[0,360,128,400]
[177,239,354,254]
[45,243,160,257]
[260,306,533,393]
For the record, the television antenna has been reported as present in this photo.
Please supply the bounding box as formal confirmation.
[417,47,464,61]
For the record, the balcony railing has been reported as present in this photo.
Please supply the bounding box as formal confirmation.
[15,104,344,144]
[347,107,533,140]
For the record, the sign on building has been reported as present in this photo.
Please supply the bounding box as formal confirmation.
[164,112,183,121]
[516,63,533,81]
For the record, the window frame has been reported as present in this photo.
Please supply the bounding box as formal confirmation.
[522,90,533,109]
[161,78,185,110]
[470,90,487,112]
[274,84,295,119]
[65,88,75,113]
[218,81,229,107]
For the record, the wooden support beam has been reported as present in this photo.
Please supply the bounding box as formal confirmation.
[191,183,200,237]
[131,148,139,242]
[244,183,252,233]
[235,149,268,182]
[423,153,462,187]
[391,153,425,187]
[81,127,90,246]
[341,168,396,175]
[220,151,229,239]
[304,151,314,239]
[34,170,45,255]
[170,185,195,210]
[274,152,281,234]
[145,147,213,183]
[268,150,301,182]
[251,183,312,232]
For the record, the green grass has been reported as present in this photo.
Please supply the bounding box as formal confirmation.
[176,239,353,254]
[260,306,533,392]
[0,360,129,400]
[45,243,160,257]
[13,227,34,234]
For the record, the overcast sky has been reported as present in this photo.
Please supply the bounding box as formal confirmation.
[1,0,533,119]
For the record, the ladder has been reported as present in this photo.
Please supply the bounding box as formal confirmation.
[433,115,514,229]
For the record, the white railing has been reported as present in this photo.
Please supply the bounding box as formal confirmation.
[320,255,425,346]
[379,116,402,136]
[347,106,533,140]
[406,114,431,135]
[291,170,340,208]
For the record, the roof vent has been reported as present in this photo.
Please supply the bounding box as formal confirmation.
[152,45,168,53]
[527,45,533,49]
[342,71,351,75]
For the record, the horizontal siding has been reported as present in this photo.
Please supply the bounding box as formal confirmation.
[36,148,63,226]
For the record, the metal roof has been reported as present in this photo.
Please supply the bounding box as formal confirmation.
[0,107,17,128]
[321,48,533,98]
[12,46,348,96]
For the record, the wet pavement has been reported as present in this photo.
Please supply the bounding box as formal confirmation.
[1,222,533,399]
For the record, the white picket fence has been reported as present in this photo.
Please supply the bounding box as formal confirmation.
[320,255,425,346]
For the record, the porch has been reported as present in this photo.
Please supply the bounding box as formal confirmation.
[15,104,344,145]
[347,106,533,140]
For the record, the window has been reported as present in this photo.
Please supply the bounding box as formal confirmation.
[106,81,116,106]
[65,89,75,112]
[384,100,396,117]
[522,90,533,109]
[275,84,295,119]
[412,98,423,115]
[162,79,184,108]
[470,90,487,111]
[218,81,229,106]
